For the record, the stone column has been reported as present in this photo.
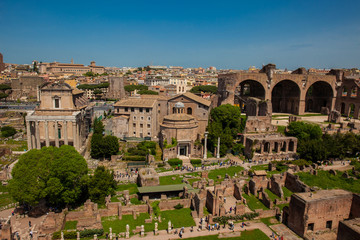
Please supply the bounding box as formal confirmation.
[168,220,172,233]
[72,121,77,150]
[55,121,59,147]
[203,131,208,160]
[154,222,158,235]
[216,137,220,158]
[76,122,80,149]
[35,121,41,149]
[201,217,206,230]
[76,232,80,240]
[109,228,112,240]
[31,122,36,150]
[45,121,50,147]
[64,121,68,145]
[140,225,144,237]
[125,224,130,239]
[26,121,32,150]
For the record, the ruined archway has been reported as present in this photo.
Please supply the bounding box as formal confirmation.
[305,81,333,113]
[271,80,300,114]
[235,80,265,112]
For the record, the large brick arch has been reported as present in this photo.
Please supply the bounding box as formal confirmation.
[234,79,266,109]
[304,81,335,113]
[217,71,338,115]
[271,80,301,114]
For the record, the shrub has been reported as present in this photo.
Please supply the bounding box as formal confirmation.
[124,155,146,161]
[190,159,202,165]
[152,201,160,217]
[213,212,259,224]
[168,158,182,166]
[1,126,17,138]
[174,203,184,209]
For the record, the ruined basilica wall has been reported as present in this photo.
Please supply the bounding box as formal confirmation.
[159,199,191,211]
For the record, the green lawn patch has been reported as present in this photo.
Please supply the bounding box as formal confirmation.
[282,187,293,198]
[242,193,268,211]
[208,166,244,183]
[64,221,77,230]
[264,189,280,201]
[110,195,121,202]
[250,164,268,171]
[130,198,143,205]
[276,126,286,134]
[296,170,360,193]
[102,208,195,234]
[116,183,139,195]
[276,203,289,211]
[0,185,15,208]
[260,217,279,226]
[159,175,183,185]
[182,229,268,240]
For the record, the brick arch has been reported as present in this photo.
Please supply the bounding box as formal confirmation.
[271,80,301,114]
[305,81,334,113]
[234,79,266,111]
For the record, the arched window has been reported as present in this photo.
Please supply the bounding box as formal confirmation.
[187,107,192,115]
[351,87,357,98]
[342,87,348,97]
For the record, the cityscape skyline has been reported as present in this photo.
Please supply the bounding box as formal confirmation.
[1,0,360,69]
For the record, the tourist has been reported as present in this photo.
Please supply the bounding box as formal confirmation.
[29,231,33,239]
[28,221,31,228]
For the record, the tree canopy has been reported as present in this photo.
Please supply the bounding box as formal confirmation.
[138,90,159,95]
[124,85,148,92]
[1,125,17,138]
[8,145,88,208]
[0,84,11,91]
[88,166,116,204]
[207,104,245,156]
[77,82,109,90]
[190,85,217,94]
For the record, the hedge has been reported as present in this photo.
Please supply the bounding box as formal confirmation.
[53,229,104,239]
[213,212,259,224]
[190,159,202,165]
[123,155,146,161]
[168,158,182,166]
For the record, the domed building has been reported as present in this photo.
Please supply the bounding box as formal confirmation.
[161,101,203,161]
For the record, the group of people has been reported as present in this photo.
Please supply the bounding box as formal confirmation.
[173,226,185,238]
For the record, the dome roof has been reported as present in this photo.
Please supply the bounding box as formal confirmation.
[174,101,185,108]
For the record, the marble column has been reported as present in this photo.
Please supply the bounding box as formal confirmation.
[45,121,50,147]
[26,121,32,150]
[72,121,77,150]
[55,121,59,147]
[64,121,68,145]
[216,137,220,158]
[31,122,36,150]
[203,132,208,160]
[35,121,40,149]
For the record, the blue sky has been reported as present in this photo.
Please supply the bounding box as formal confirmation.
[1,0,360,69]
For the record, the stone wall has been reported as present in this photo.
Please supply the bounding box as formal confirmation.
[233,183,242,200]
[337,219,360,240]
[206,190,216,215]
[255,209,277,218]
[270,174,284,198]
[350,194,360,218]
[259,188,273,209]
[159,199,191,211]
[284,172,310,193]
[38,211,66,234]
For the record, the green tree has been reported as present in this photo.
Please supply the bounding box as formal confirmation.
[138,90,159,95]
[90,134,119,159]
[8,145,88,208]
[103,135,120,158]
[88,166,116,204]
[207,104,245,156]
[1,125,17,138]
[93,118,104,135]
[0,93,9,99]
[286,121,322,142]
[0,84,11,91]
[124,85,148,92]
[83,71,96,77]
[190,85,217,94]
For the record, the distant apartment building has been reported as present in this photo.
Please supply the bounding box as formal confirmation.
[39,60,105,75]
[145,78,169,86]
[112,98,159,139]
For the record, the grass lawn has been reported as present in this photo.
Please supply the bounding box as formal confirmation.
[130,198,143,205]
[242,193,268,211]
[102,208,195,234]
[208,166,244,183]
[0,185,15,208]
[276,203,289,211]
[159,175,184,185]
[182,229,269,240]
[250,164,268,171]
[296,170,360,193]
[282,187,293,198]
[116,183,139,195]
[110,195,121,202]
[264,189,280,201]
[64,221,77,230]
[260,217,279,226]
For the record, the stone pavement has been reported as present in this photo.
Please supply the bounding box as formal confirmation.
[270,224,302,240]
[127,221,273,240]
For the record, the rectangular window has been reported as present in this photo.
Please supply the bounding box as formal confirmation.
[133,123,136,127]
[147,124,150,128]
[140,124,143,128]
[146,108,150,113]
[125,107,128,112]
[308,223,314,231]
[131,107,134,112]
[326,221,332,229]
[54,99,60,108]
[139,108,143,113]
